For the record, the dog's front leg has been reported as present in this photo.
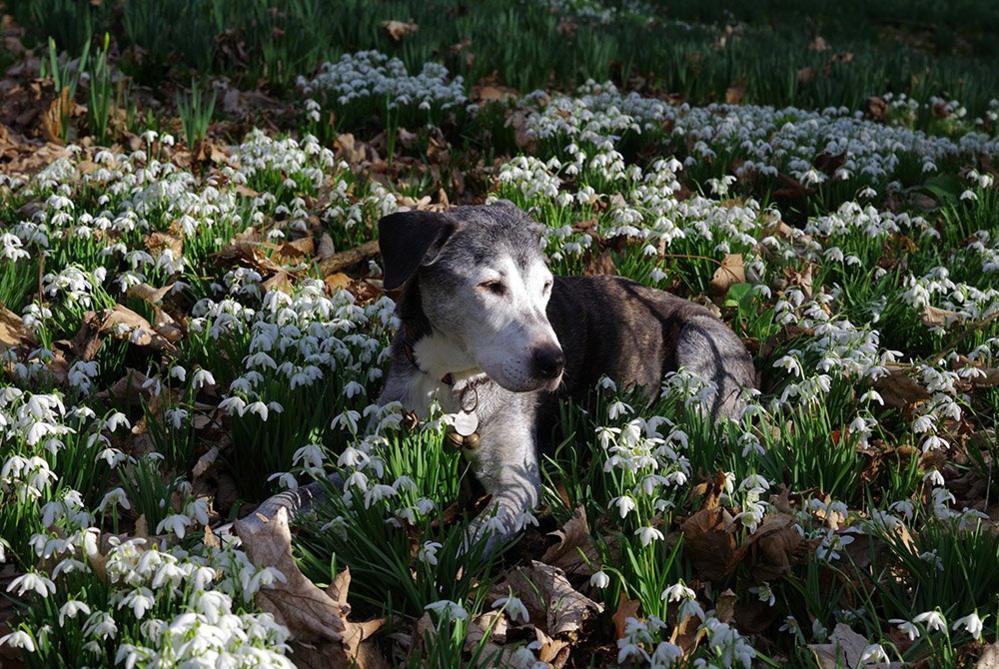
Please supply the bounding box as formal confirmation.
[464,421,541,555]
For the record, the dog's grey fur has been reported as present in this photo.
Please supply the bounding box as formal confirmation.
[377,202,756,549]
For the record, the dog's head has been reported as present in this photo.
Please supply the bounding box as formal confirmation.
[378,202,564,392]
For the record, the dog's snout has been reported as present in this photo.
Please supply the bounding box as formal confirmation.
[531,344,565,380]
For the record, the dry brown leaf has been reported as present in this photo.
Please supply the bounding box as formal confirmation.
[541,506,599,577]
[324,272,353,294]
[381,20,418,41]
[921,305,961,328]
[0,306,35,350]
[714,589,737,624]
[192,446,220,480]
[127,282,174,306]
[745,513,814,582]
[797,66,817,84]
[102,304,175,351]
[471,85,519,104]
[234,507,386,667]
[146,231,183,257]
[873,367,931,409]
[868,96,888,121]
[808,623,901,668]
[680,507,741,581]
[277,236,315,261]
[534,626,571,668]
[709,254,745,295]
[499,561,602,638]
[725,83,746,105]
[612,593,641,640]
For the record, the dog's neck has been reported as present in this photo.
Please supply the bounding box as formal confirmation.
[396,281,483,386]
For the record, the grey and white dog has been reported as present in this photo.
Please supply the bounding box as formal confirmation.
[376,201,756,549]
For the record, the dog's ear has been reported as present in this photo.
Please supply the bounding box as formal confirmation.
[378,211,457,290]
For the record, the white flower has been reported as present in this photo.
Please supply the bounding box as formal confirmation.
[590,570,610,588]
[661,582,696,602]
[191,368,216,389]
[609,495,636,518]
[0,630,35,652]
[7,571,56,597]
[155,514,191,539]
[424,599,468,621]
[493,594,530,624]
[952,612,984,640]
[417,541,442,566]
[913,610,947,633]
[860,644,889,663]
[635,526,664,547]
[119,587,155,619]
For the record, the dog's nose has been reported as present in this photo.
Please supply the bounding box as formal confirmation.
[532,345,565,380]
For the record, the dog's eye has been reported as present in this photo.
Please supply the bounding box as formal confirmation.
[543,280,553,293]
[479,280,506,296]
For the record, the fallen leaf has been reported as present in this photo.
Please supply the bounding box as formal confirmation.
[101,304,175,351]
[498,561,603,638]
[714,589,737,624]
[126,282,174,306]
[325,272,353,294]
[921,305,961,328]
[680,507,741,581]
[868,96,888,121]
[234,507,386,667]
[873,367,931,409]
[744,513,814,582]
[612,593,641,640]
[541,506,599,576]
[0,306,35,350]
[145,231,183,258]
[709,254,745,295]
[808,623,901,668]
[725,83,746,105]
[381,20,418,41]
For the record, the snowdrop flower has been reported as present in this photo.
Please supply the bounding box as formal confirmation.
[493,594,531,624]
[590,570,610,588]
[609,495,636,519]
[0,630,35,652]
[635,526,664,546]
[417,541,442,566]
[191,368,216,389]
[7,571,56,597]
[913,610,947,633]
[860,644,889,663]
[424,599,468,621]
[156,514,192,539]
[952,612,984,640]
[662,582,696,602]
[97,487,131,512]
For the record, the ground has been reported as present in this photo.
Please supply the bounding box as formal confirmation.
[0,1,998,667]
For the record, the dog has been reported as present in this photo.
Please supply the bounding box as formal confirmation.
[376,201,756,550]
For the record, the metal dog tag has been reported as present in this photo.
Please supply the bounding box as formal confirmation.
[453,410,479,437]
